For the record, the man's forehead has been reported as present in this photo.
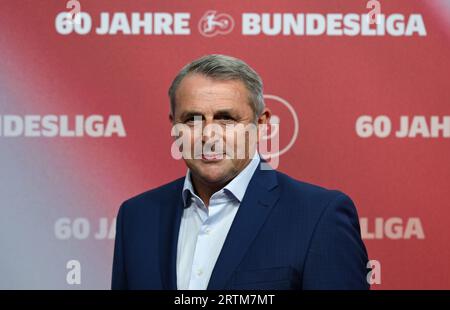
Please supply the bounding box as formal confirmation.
[173,74,254,117]
[177,85,247,107]
[178,79,246,99]
[179,92,243,108]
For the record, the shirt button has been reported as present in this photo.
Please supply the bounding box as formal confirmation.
[196,269,203,277]
[205,227,211,234]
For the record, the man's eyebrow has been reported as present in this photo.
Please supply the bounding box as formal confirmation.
[213,109,237,118]
[178,109,238,120]
[179,111,204,120]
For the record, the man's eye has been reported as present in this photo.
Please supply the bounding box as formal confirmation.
[185,117,202,123]
[217,115,234,121]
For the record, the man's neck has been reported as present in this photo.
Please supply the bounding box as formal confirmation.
[190,176,227,208]
[188,156,257,207]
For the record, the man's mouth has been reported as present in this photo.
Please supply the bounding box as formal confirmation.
[201,152,225,161]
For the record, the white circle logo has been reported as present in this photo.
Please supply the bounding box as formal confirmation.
[262,94,299,157]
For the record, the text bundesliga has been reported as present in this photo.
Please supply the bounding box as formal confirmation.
[55,12,426,36]
[0,115,126,138]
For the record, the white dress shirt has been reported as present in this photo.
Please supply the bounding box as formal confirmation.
[176,153,261,290]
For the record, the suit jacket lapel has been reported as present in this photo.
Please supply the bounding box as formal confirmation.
[159,179,184,290]
[207,164,280,290]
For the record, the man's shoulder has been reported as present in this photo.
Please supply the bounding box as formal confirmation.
[275,169,339,195]
[119,177,185,213]
[274,169,353,208]
[272,170,359,232]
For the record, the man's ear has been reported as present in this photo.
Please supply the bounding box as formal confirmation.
[256,108,272,143]
[258,108,272,125]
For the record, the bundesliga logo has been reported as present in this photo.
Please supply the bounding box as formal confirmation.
[198,10,234,37]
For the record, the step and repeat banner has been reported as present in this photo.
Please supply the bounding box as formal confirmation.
[0,0,449,289]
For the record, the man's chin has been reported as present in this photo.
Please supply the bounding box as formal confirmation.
[195,170,228,183]
[191,166,232,185]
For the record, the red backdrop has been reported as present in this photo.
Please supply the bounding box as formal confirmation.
[0,0,449,289]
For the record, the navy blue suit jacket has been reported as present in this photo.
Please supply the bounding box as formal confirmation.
[112,163,369,290]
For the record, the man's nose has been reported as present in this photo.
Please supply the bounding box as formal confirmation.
[201,121,223,143]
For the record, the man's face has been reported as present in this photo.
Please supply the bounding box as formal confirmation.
[170,73,268,188]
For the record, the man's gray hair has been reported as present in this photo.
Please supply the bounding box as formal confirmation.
[168,54,264,119]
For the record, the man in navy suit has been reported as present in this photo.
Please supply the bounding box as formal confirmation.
[112,54,369,290]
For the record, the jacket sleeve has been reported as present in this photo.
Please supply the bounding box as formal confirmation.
[111,202,128,290]
[302,192,370,290]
